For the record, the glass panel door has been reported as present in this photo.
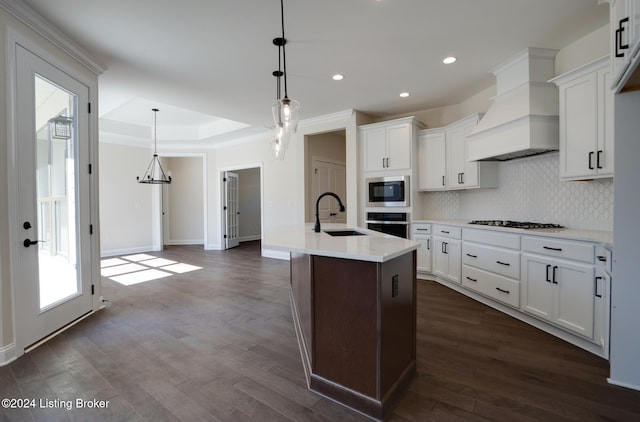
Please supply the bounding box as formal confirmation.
[35,75,79,310]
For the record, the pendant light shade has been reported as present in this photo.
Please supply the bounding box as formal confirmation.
[270,0,299,159]
[137,108,172,184]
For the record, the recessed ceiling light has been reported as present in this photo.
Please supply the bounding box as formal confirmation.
[332,74,344,81]
[400,92,410,98]
[443,56,457,64]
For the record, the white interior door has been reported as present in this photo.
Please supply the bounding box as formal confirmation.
[14,45,93,351]
[312,159,346,224]
[224,171,240,249]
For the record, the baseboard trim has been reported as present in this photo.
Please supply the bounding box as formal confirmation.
[607,377,640,392]
[0,343,17,367]
[239,235,261,242]
[100,245,157,258]
[262,248,290,260]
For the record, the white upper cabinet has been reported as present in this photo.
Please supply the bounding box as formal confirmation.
[417,114,497,191]
[551,57,614,180]
[360,117,422,173]
[417,130,446,190]
[602,0,640,91]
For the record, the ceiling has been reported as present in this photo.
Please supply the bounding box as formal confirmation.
[19,0,608,144]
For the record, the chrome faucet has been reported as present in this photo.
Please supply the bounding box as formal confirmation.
[314,192,345,232]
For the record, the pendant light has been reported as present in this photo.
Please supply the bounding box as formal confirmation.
[137,108,172,184]
[271,0,300,159]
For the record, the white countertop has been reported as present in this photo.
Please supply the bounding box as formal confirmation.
[412,219,613,245]
[263,223,419,263]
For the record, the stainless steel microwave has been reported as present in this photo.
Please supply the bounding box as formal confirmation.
[366,176,409,207]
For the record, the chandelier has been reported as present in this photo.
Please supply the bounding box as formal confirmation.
[271,0,300,160]
[137,108,172,184]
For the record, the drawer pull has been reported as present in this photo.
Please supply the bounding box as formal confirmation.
[466,276,477,282]
[416,228,430,231]
[496,261,510,266]
[496,287,510,294]
[441,230,450,234]
[543,246,563,252]
[597,255,606,262]
[466,253,477,258]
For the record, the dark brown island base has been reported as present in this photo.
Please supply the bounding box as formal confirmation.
[264,224,419,421]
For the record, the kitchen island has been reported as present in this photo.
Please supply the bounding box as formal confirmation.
[264,223,419,421]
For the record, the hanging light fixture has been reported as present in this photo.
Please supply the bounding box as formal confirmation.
[271,0,300,159]
[137,108,172,184]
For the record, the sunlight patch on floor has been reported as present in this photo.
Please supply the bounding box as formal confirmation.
[100,253,202,286]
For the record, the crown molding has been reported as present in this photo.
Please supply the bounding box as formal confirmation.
[0,0,105,75]
[298,109,354,128]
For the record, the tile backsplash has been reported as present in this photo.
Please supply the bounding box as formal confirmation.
[420,152,613,232]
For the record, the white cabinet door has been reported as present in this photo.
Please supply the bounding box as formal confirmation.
[522,254,555,321]
[597,67,615,177]
[446,125,466,189]
[559,72,598,179]
[363,127,387,172]
[555,260,595,339]
[414,235,432,273]
[554,58,613,180]
[387,123,411,171]
[522,253,596,339]
[418,131,446,190]
[433,237,461,284]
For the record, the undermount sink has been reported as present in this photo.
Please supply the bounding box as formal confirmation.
[323,229,366,237]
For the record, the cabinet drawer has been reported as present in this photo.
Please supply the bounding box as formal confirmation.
[433,225,461,239]
[463,243,521,279]
[522,236,595,263]
[412,222,431,235]
[462,265,520,308]
[462,228,520,250]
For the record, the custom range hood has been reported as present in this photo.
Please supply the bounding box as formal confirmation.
[467,48,560,161]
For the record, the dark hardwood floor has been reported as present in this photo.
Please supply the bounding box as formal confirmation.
[1,241,639,421]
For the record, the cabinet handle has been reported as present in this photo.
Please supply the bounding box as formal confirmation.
[597,255,606,262]
[546,264,551,283]
[461,172,464,184]
[595,276,603,298]
[386,157,390,168]
[552,266,558,284]
[496,287,510,294]
[597,150,603,169]
[416,228,429,231]
[442,175,445,186]
[442,242,448,254]
[466,276,477,282]
[466,253,477,258]
[427,238,430,250]
[616,17,630,58]
[441,230,450,234]
[588,151,594,170]
[543,246,562,252]
[496,261,510,266]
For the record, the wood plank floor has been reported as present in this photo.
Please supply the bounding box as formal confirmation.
[2,241,639,421]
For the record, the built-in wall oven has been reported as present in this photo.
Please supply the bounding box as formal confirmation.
[366,176,409,207]
[366,212,409,239]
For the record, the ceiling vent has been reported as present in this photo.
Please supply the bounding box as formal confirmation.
[467,48,559,161]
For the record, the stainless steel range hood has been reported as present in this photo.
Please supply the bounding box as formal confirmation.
[467,48,560,161]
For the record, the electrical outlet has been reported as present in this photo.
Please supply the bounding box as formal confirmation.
[392,275,399,298]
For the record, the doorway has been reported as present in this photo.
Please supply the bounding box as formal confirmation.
[12,44,94,352]
[220,166,262,250]
[305,130,347,223]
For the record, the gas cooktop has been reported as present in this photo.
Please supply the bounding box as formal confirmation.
[468,220,565,230]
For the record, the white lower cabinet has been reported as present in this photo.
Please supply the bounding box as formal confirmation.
[521,237,596,339]
[461,229,521,308]
[412,223,432,273]
[432,225,461,284]
[422,225,610,357]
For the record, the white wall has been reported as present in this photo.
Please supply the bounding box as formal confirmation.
[166,157,204,245]
[99,142,155,255]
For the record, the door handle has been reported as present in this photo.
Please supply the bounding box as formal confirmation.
[23,239,45,248]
